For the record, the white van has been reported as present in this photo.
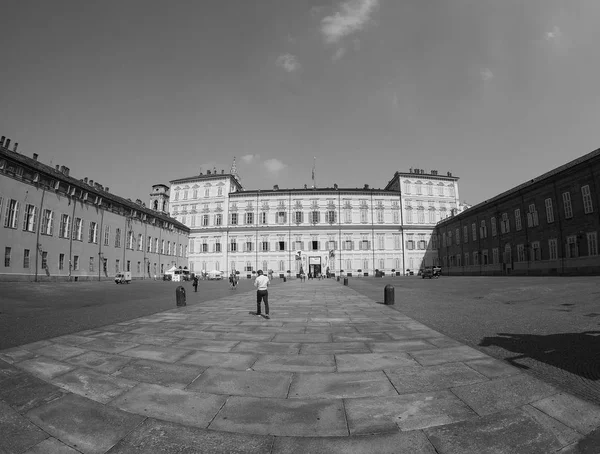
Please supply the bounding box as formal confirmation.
[115,272,131,284]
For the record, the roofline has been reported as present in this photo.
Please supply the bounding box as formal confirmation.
[229,187,399,197]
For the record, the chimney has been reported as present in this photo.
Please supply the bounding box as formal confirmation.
[207,170,211,175]
[0,136,5,147]
[447,171,452,177]
[5,139,11,149]
[13,143,18,153]
[304,184,307,189]
[60,165,66,174]
[364,184,369,189]
[55,165,60,171]
[64,167,70,177]
[221,169,224,174]
[84,177,88,184]
[33,153,38,161]
[89,180,94,186]
[105,187,109,192]
[273,185,279,190]
[334,183,338,189]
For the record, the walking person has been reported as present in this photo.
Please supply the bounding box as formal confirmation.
[254,270,270,319]
[193,275,199,292]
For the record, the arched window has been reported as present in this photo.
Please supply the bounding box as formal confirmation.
[279,260,285,271]
[162,201,166,211]
[504,243,512,263]
[153,200,158,210]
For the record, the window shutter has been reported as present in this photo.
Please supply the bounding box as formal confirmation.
[368,241,371,250]
[33,208,38,233]
[4,201,10,227]
[526,213,532,227]
[284,242,287,251]
[14,202,20,229]
[49,212,54,235]
[318,241,321,250]
[23,208,28,230]
[342,241,346,250]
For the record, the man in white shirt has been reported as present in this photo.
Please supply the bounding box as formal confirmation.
[254,269,270,319]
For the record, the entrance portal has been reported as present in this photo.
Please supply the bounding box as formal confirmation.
[310,264,322,276]
[309,256,322,277]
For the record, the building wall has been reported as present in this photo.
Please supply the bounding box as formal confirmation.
[436,149,600,276]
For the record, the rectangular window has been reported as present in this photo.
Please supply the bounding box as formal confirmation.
[73,255,79,271]
[566,235,578,259]
[23,204,37,232]
[4,247,11,267]
[261,241,269,252]
[244,241,253,252]
[74,218,83,241]
[473,251,479,266]
[230,213,238,225]
[40,209,54,236]
[326,210,336,223]
[463,225,468,243]
[215,242,221,252]
[562,192,573,218]
[344,208,352,223]
[138,233,143,251]
[480,220,487,239]
[59,214,71,239]
[147,235,151,252]
[4,199,19,229]
[230,241,237,252]
[549,239,558,260]
[41,251,48,269]
[491,217,497,236]
[377,235,385,249]
[215,214,222,225]
[277,211,287,224]
[127,231,134,249]
[492,248,498,265]
[202,215,209,226]
[88,222,98,243]
[464,252,469,266]
[115,259,119,273]
[587,232,598,256]
[455,228,460,245]
[22,249,30,268]
[582,185,594,214]
[59,253,64,270]
[501,213,510,234]
[527,204,539,227]
[531,241,541,261]
[406,240,414,250]
[127,260,131,272]
[278,241,286,251]
[137,261,141,273]
[545,198,554,223]
[245,212,254,224]
[376,209,384,223]
[360,210,368,223]
[516,244,526,262]
[89,257,94,272]
[344,239,353,250]
[515,209,522,231]
[259,212,267,224]
[294,211,303,223]
[471,222,477,241]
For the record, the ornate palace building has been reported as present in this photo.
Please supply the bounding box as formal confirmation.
[0,135,189,282]
[171,161,460,277]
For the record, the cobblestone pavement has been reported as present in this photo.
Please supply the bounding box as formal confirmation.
[1,279,600,453]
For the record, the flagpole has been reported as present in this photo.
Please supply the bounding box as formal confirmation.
[312,156,316,188]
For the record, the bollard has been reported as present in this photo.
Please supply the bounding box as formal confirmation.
[283,276,287,282]
[337,276,340,282]
[384,284,395,305]
[176,285,186,307]
[343,277,348,286]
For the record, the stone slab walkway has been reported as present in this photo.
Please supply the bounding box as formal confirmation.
[1,280,600,453]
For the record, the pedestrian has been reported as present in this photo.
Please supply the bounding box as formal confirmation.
[254,269,270,319]
[193,275,199,292]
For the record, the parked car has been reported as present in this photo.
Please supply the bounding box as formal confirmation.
[422,267,440,279]
[115,272,131,284]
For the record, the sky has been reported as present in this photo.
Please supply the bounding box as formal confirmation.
[2,0,600,206]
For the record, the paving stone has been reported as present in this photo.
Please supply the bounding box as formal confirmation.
[27,393,145,454]
[345,390,477,434]
[0,399,48,453]
[114,359,204,388]
[0,347,37,364]
[424,408,565,454]
[252,354,336,373]
[126,334,181,346]
[451,374,559,416]
[110,383,227,428]
[409,345,489,366]
[181,351,258,370]
[109,417,273,454]
[209,396,348,436]
[34,344,87,361]
[83,338,139,354]
[0,372,66,413]
[23,437,81,454]
[463,357,523,378]
[20,340,55,351]
[49,367,137,404]
[522,404,581,447]
[289,371,398,399]
[217,332,278,342]
[422,337,465,348]
[119,345,193,363]
[51,334,96,347]
[16,356,76,380]
[335,352,419,372]
[64,350,133,374]
[384,363,489,394]
[368,340,437,353]
[331,333,393,342]
[188,368,293,398]
[299,342,370,355]
[272,430,437,454]
[531,392,600,435]
[174,338,240,352]
[171,330,221,340]
[272,333,332,343]
[232,341,301,355]
[0,359,23,384]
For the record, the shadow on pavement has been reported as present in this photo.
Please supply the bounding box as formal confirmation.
[479,331,600,379]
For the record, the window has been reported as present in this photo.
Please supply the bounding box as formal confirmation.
[41,251,48,269]
[582,185,594,214]
[161,240,165,254]
[147,235,152,252]
[278,241,286,251]
[137,261,141,273]
[245,212,254,224]
[85,221,97,243]
[531,242,541,261]
[492,248,498,265]
[344,239,353,250]
[455,254,461,267]
[202,215,209,226]
[544,198,554,223]
[204,188,210,198]
[438,184,444,196]
[259,212,267,224]
[515,209,522,231]
[463,225,468,243]
[183,190,188,200]
[127,260,131,272]
[418,239,426,250]
[73,255,79,271]
[473,251,479,266]
[566,235,578,259]
[215,214,222,225]
[464,252,469,266]
[326,210,336,223]
[482,249,489,265]
[59,253,64,270]
[261,241,269,252]
[360,209,368,223]
[500,213,510,234]
[471,222,477,241]
[22,249,30,268]
[294,211,303,223]
[377,235,385,249]
[526,204,539,227]
[417,209,425,224]
[405,208,413,224]
[245,241,253,252]
[89,257,94,272]
[480,220,487,239]
[230,213,238,225]
[344,207,352,223]
[491,217,497,236]
[455,228,460,245]
[215,242,222,253]
[360,239,370,250]
[427,209,435,223]
[4,247,11,267]
[549,239,558,260]
[230,241,237,252]
[587,232,598,256]
[503,244,512,263]
[311,211,320,224]
[404,181,411,193]
[115,259,119,273]
[277,211,287,224]
[218,187,223,196]
[517,244,526,262]
[40,209,54,236]
[4,199,19,229]
[562,192,573,218]
[154,238,158,253]
[114,227,121,247]
[23,204,37,232]
[127,230,134,249]
[406,240,414,250]
[138,233,143,251]
[415,182,422,195]
[376,209,384,223]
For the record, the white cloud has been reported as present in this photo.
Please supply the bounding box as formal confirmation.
[276,53,301,72]
[480,68,494,81]
[241,154,260,164]
[545,26,562,41]
[332,47,347,61]
[264,159,287,173]
[321,0,379,44]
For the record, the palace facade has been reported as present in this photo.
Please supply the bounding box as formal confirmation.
[171,165,460,277]
[435,148,600,275]
[0,135,189,282]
